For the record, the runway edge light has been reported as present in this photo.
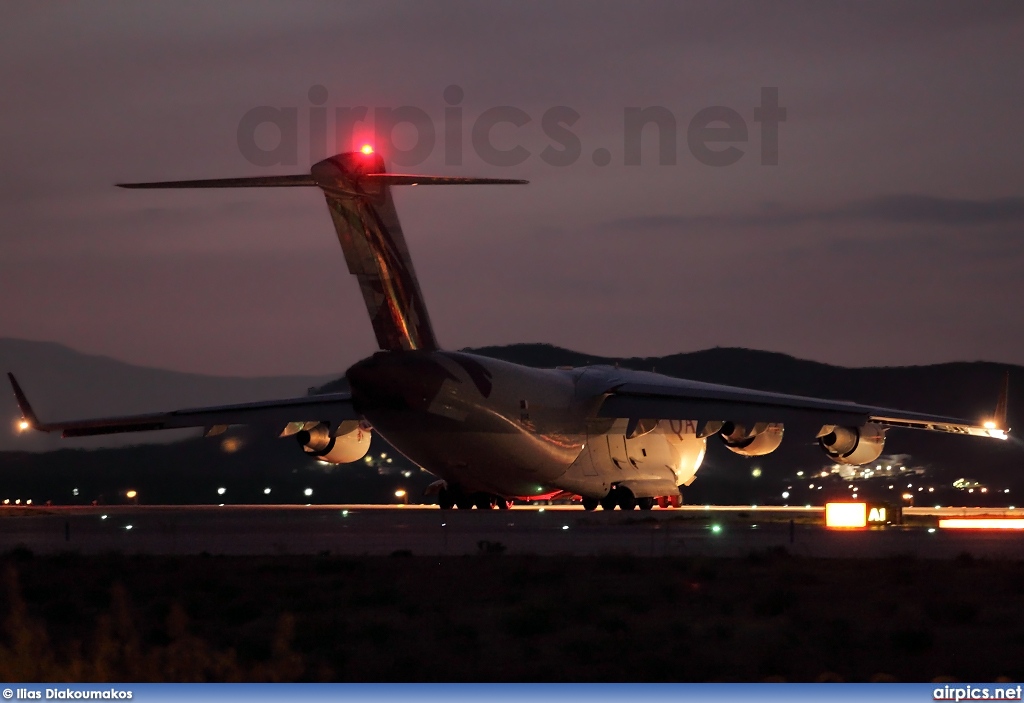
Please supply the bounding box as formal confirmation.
[939,518,1024,530]
[825,502,867,528]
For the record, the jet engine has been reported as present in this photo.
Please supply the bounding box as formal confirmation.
[719,422,784,457]
[295,420,371,464]
[819,423,886,465]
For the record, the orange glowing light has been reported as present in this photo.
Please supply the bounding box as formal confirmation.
[939,519,1024,530]
[825,502,867,528]
[17,419,30,432]
[360,144,374,155]
[126,490,138,500]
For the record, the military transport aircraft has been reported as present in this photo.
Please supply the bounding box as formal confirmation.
[7,148,1010,510]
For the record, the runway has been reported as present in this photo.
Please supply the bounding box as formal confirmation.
[2,504,1023,558]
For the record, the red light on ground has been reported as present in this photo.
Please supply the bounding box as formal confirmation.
[825,502,867,528]
[938,519,1024,530]
[361,144,374,155]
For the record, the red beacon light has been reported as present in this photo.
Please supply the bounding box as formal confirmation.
[360,144,374,155]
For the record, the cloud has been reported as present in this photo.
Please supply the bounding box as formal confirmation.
[605,195,1024,231]
[848,195,1024,225]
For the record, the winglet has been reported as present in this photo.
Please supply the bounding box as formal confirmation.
[995,370,1009,430]
[7,372,45,432]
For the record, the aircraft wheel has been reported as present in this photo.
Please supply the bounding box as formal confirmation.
[638,497,655,511]
[600,491,618,511]
[473,494,494,510]
[582,497,599,511]
[617,489,637,511]
[496,499,511,510]
[438,488,455,510]
[656,496,669,509]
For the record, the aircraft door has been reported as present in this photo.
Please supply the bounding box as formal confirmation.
[607,432,630,471]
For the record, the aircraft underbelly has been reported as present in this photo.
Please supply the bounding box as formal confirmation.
[347,350,589,497]
[369,425,585,496]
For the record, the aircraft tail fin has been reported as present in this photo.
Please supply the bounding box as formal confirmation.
[117,151,527,352]
[309,154,526,351]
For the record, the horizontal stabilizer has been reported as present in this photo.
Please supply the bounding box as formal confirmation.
[360,174,528,186]
[117,174,527,189]
[113,150,528,353]
[117,175,316,189]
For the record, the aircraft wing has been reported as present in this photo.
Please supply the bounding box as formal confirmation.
[7,373,358,438]
[597,373,1008,439]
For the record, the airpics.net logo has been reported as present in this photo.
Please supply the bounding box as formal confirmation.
[236,85,786,169]
[934,685,1024,701]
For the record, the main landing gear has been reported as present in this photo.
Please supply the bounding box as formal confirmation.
[585,488,682,510]
[438,486,511,510]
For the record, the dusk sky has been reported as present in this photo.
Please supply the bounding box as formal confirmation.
[2,2,1023,377]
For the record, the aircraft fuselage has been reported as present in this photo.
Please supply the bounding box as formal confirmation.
[346,351,707,499]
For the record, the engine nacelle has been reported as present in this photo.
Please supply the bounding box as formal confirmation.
[719,421,784,457]
[296,420,371,464]
[819,423,886,466]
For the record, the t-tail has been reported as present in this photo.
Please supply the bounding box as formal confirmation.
[118,150,527,352]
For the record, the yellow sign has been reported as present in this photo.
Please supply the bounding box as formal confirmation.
[825,502,867,528]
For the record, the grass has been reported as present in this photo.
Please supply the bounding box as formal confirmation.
[0,548,1022,682]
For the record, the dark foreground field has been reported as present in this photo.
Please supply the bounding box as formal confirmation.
[1,548,1022,682]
